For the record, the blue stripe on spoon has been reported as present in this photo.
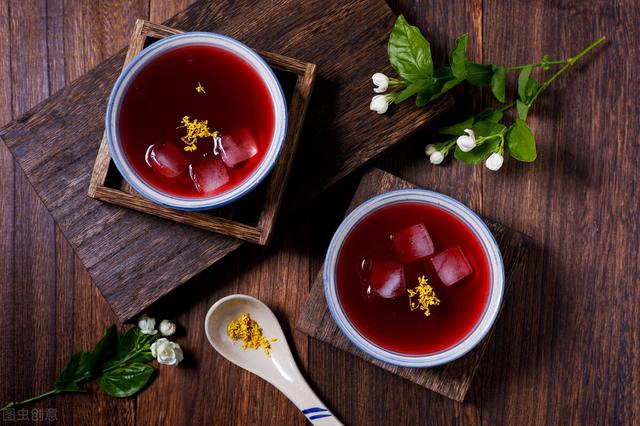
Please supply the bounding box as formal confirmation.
[309,414,333,420]
[302,407,329,414]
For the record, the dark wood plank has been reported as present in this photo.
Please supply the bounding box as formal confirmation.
[0,1,147,424]
[479,1,640,425]
[0,0,451,322]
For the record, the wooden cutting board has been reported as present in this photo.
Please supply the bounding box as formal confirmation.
[0,0,451,322]
[296,168,530,402]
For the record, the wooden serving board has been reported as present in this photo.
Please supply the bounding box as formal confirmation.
[0,0,451,322]
[296,168,529,402]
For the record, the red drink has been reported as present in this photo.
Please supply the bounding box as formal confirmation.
[118,44,275,198]
[335,202,491,355]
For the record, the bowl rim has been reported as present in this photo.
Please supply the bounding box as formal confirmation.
[323,189,505,368]
[105,31,288,211]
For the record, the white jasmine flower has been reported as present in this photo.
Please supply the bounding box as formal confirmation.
[372,72,389,93]
[429,151,445,165]
[159,319,176,337]
[370,94,391,114]
[150,338,184,366]
[456,129,476,152]
[138,314,157,335]
[485,153,504,171]
[424,144,437,156]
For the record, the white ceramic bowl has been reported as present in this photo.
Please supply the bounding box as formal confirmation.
[323,189,505,368]
[105,32,287,211]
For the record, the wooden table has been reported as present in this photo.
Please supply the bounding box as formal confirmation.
[0,1,637,424]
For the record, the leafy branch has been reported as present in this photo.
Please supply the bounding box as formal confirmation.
[370,15,605,170]
[0,316,182,412]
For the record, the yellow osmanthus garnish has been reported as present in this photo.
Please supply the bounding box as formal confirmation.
[408,275,440,317]
[227,313,277,356]
[195,82,206,93]
[179,115,219,152]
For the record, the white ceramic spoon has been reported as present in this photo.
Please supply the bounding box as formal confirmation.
[205,294,342,425]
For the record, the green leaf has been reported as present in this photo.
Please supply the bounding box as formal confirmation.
[507,118,537,162]
[54,352,91,393]
[449,34,468,79]
[116,328,155,364]
[516,99,530,120]
[388,15,433,82]
[97,362,154,398]
[471,120,507,137]
[454,137,500,164]
[490,66,506,102]
[465,62,493,86]
[540,54,551,70]
[395,80,433,103]
[517,66,538,103]
[84,325,118,376]
[474,108,503,123]
[438,117,474,136]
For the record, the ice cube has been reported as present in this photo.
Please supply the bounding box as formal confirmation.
[390,224,435,263]
[220,129,258,168]
[189,158,230,195]
[368,261,405,299]
[145,142,188,178]
[430,245,473,286]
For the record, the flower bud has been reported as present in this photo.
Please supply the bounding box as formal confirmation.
[485,153,504,171]
[424,144,437,156]
[429,151,445,165]
[138,314,157,335]
[159,319,177,336]
[150,338,184,366]
[370,95,390,114]
[372,72,389,93]
[456,129,476,152]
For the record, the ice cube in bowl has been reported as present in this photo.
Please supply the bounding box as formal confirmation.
[368,261,405,299]
[189,158,230,195]
[145,142,188,178]
[390,223,435,263]
[221,129,259,168]
[431,245,473,286]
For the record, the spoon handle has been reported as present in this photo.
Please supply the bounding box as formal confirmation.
[293,390,342,425]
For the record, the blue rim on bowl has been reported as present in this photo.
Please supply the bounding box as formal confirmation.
[105,32,288,211]
[323,189,505,368]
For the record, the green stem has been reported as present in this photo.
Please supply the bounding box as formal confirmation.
[507,59,567,71]
[526,36,605,106]
[499,36,605,113]
[0,389,59,412]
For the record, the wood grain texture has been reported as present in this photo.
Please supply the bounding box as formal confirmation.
[88,20,317,246]
[297,168,529,401]
[0,0,450,322]
[0,0,638,425]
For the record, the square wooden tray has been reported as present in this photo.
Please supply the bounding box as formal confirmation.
[297,168,530,402]
[88,20,316,245]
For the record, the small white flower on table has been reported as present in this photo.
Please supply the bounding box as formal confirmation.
[456,129,477,152]
[485,152,504,171]
[159,319,177,337]
[371,72,390,93]
[424,144,437,156]
[151,338,184,366]
[138,314,157,335]
[429,150,445,165]
[370,94,391,114]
